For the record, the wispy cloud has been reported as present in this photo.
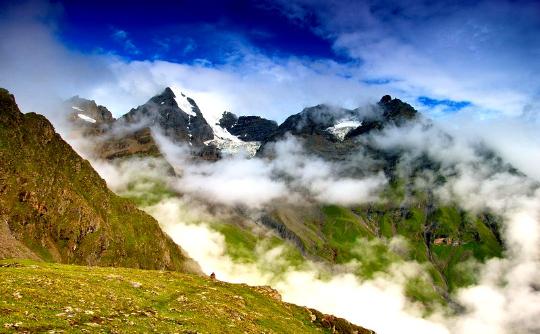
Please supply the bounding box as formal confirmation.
[271,0,540,118]
[111,27,140,55]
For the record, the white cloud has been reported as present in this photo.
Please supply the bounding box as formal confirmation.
[145,196,451,334]
[151,131,386,208]
[272,0,540,117]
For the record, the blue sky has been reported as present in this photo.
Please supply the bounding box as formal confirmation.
[56,0,339,63]
[0,0,539,123]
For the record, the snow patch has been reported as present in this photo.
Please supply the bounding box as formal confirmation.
[206,137,261,157]
[77,113,96,123]
[169,86,258,155]
[71,106,84,112]
[172,91,197,117]
[327,120,362,141]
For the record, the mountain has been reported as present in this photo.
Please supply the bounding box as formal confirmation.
[1,88,376,333]
[66,95,115,125]
[61,88,506,309]
[345,94,418,139]
[120,87,214,146]
[224,96,504,308]
[65,89,419,162]
[0,88,198,272]
[258,95,419,161]
[66,88,224,161]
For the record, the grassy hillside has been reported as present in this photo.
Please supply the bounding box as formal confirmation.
[260,199,503,310]
[0,259,373,334]
[0,88,197,272]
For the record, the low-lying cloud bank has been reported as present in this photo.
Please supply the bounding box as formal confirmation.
[87,118,540,334]
[371,122,540,333]
[149,132,387,208]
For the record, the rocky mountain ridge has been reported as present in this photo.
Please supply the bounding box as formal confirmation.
[0,88,198,272]
[67,87,220,160]
[66,88,418,162]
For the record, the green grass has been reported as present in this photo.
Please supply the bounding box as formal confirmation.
[213,224,259,263]
[212,223,306,274]
[121,178,177,207]
[321,205,375,263]
[0,259,348,334]
[349,238,401,279]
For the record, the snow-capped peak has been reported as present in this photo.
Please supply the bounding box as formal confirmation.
[168,87,259,155]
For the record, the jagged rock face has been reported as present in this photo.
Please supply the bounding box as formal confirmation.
[64,91,417,164]
[98,127,162,160]
[259,96,419,163]
[0,88,199,273]
[218,111,238,129]
[120,87,214,146]
[67,96,115,124]
[379,94,417,124]
[265,96,417,144]
[66,88,219,161]
[257,104,364,162]
[345,95,418,139]
[219,112,278,142]
[65,96,115,137]
[268,104,354,140]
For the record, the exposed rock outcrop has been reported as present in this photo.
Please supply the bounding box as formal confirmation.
[219,111,278,142]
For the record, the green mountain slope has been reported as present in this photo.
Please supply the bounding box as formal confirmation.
[0,259,374,334]
[95,92,505,311]
[267,201,501,306]
[0,88,197,272]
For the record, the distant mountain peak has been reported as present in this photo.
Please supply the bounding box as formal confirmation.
[148,87,178,108]
[379,94,392,104]
[66,96,114,124]
[218,111,238,129]
[163,86,175,96]
[377,94,418,124]
[218,112,278,142]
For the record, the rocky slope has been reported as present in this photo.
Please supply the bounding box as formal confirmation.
[0,88,198,272]
[120,87,214,146]
[0,259,374,334]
